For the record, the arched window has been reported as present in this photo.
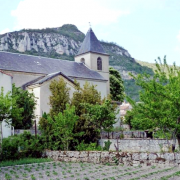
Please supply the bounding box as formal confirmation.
[97,57,102,70]
[81,58,85,64]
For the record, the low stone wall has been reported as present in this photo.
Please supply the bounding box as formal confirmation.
[45,150,180,166]
[99,139,179,153]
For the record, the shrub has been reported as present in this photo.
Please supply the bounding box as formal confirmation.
[103,140,112,151]
[0,131,44,161]
[0,135,20,160]
[75,141,102,151]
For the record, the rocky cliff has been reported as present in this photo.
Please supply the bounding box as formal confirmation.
[0,24,153,101]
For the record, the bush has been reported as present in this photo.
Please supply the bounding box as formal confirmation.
[75,141,102,151]
[0,135,20,160]
[18,131,44,158]
[103,140,112,151]
[0,131,44,161]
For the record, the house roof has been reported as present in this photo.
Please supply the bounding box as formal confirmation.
[0,51,106,81]
[31,71,75,85]
[76,28,107,56]
[0,70,13,77]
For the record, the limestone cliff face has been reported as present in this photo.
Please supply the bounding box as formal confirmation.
[0,31,81,56]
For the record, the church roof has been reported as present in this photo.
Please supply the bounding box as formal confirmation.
[76,28,107,56]
[0,51,106,81]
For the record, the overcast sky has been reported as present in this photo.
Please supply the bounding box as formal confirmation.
[0,0,180,65]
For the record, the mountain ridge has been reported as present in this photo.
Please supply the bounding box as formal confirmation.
[0,24,154,101]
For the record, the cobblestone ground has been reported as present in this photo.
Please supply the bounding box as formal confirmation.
[0,161,180,180]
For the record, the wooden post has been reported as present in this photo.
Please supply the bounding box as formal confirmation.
[34,120,37,138]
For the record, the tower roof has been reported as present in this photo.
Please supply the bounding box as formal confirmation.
[76,28,107,56]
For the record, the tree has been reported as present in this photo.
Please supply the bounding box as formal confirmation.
[49,104,78,150]
[109,67,125,102]
[125,56,180,148]
[83,99,117,136]
[0,87,12,145]
[0,88,12,124]
[71,82,102,144]
[49,77,70,117]
[40,104,79,151]
[12,84,36,129]
[0,87,22,147]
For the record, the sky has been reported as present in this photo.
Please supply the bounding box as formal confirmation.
[0,0,180,65]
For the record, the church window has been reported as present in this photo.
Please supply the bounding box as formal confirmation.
[81,58,85,64]
[97,57,102,70]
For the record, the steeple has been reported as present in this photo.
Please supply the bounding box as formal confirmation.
[77,28,106,56]
[75,27,110,95]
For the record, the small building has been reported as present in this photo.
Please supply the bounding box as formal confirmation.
[0,70,12,138]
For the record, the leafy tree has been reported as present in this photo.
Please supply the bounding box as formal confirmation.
[46,104,79,150]
[0,87,12,145]
[125,56,180,147]
[109,67,125,102]
[0,87,22,147]
[0,87,12,124]
[49,77,70,117]
[71,82,101,143]
[72,81,101,114]
[83,99,117,137]
[39,104,79,150]
[39,112,58,150]
[12,84,36,129]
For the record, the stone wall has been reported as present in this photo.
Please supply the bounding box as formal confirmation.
[99,139,179,153]
[45,150,180,166]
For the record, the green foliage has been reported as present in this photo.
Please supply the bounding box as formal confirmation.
[0,87,12,123]
[72,82,101,144]
[49,77,70,117]
[39,105,81,151]
[41,81,116,150]
[0,131,44,161]
[46,104,79,151]
[12,84,36,129]
[123,79,141,102]
[103,140,112,151]
[0,87,22,146]
[83,100,117,133]
[1,135,20,160]
[75,141,102,151]
[18,131,44,158]
[109,67,125,102]
[125,56,180,146]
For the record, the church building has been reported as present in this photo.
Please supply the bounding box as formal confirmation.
[0,28,110,124]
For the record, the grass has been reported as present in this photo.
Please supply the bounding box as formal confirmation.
[0,158,53,167]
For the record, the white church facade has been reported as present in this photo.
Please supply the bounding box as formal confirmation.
[0,70,12,138]
[0,28,110,124]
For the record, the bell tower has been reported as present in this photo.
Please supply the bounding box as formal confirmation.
[75,28,110,94]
